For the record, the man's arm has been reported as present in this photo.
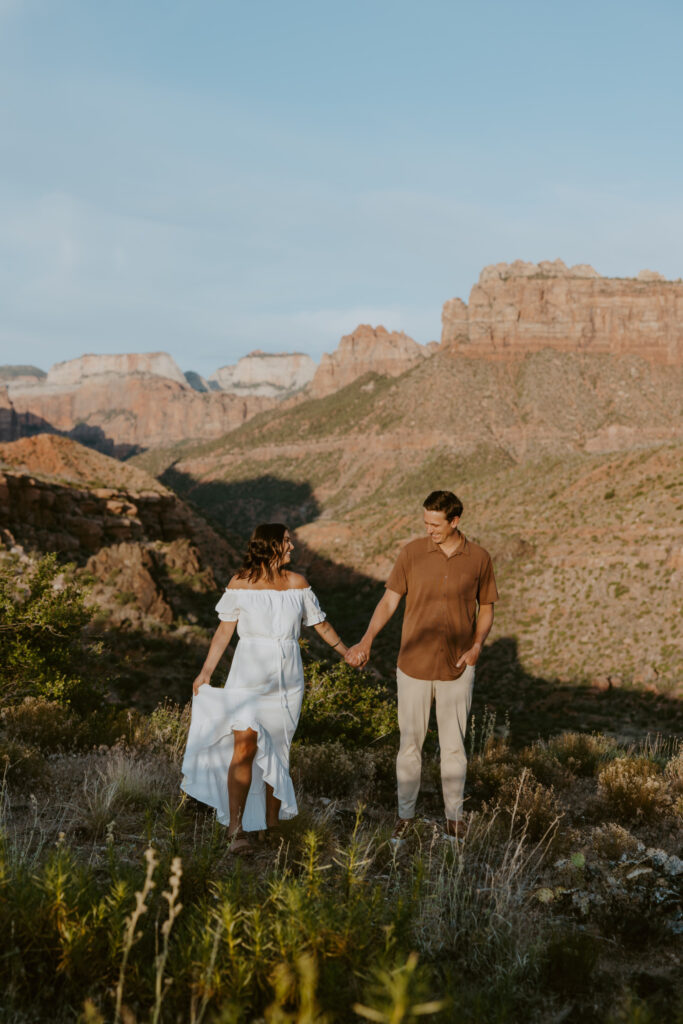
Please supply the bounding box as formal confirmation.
[345,588,402,666]
[456,603,494,668]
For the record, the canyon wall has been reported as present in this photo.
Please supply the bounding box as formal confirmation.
[0,435,239,625]
[7,374,274,455]
[441,260,683,365]
[309,325,433,398]
[210,351,316,397]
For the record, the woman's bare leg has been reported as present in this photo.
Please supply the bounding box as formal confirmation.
[227,728,258,836]
[265,784,281,829]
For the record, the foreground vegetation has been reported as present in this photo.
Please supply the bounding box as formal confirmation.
[1,556,682,1022]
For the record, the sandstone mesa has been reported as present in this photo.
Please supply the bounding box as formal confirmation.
[441,259,683,364]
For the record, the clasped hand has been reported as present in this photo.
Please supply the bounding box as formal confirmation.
[345,643,369,669]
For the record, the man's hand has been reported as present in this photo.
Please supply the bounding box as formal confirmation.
[345,642,370,668]
[192,670,212,695]
[456,641,481,669]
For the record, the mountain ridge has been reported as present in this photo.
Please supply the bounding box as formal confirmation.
[3,259,682,452]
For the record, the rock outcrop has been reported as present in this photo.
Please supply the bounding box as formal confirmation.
[309,325,432,398]
[0,388,19,444]
[0,365,46,385]
[0,436,239,627]
[441,260,683,365]
[47,352,188,387]
[8,374,274,457]
[210,351,317,397]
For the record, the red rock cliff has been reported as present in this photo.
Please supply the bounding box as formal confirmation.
[309,325,432,398]
[441,260,683,365]
[8,374,274,456]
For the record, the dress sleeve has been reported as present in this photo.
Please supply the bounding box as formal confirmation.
[215,590,240,622]
[302,588,326,627]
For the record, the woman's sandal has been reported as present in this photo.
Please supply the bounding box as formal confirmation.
[227,829,255,856]
[265,824,285,845]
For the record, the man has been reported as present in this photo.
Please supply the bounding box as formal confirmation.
[346,490,498,841]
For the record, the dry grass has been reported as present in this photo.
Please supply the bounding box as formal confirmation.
[597,756,671,822]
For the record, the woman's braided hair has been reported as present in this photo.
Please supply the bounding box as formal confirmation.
[236,523,289,583]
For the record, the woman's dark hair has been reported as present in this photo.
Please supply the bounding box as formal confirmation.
[237,523,289,582]
[423,490,463,522]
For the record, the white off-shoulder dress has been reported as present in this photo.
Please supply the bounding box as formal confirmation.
[180,586,326,832]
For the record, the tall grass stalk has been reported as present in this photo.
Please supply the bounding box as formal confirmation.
[151,855,183,1024]
[114,846,158,1024]
[189,907,224,1024]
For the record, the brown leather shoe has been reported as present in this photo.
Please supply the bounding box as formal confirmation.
[390,818,413,846]
[442,819,466,842]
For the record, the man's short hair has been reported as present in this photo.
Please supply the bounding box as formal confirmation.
[423,490,463,522]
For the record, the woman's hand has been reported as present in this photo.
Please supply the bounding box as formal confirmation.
[192,670,212,695]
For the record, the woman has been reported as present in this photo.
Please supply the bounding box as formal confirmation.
[181,523,349,854]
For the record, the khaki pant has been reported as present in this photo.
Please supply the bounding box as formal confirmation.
[396,664,475,822]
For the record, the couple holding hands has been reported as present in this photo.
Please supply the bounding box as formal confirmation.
[181,490,498,853]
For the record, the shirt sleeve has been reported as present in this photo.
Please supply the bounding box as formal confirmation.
[302,588,327,627]
[477,555,499,604]
[385,546,408,596]
[215,590,240,622]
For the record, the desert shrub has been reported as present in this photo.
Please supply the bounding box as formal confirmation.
[546,731,620,777]
[518,742,569,788]
[590,822,640,861]
[0,698,80,751]
[467,750,518,803]
[291,740,376,799]
[494,770,562,842]
[664,742,683,796]
[128,700,191,763]
[0,737,47,788]
[300,661,396,747]
[0,698,140,754]
[597,756,670,822]
[0,554,106,714]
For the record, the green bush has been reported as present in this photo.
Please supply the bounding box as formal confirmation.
[300,661,396,747]
[0,554,106,715]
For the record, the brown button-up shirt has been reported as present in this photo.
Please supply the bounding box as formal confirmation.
[385,534,499,681]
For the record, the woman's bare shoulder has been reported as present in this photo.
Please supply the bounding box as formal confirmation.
[285,571,310,590]
[226,575,243,590]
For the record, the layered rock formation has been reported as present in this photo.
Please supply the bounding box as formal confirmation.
[47,352,187,387]
[0,435,238,626]
[210,351,317,397]
[441,260,683,365]
[0,365,46,385]
[309,325,432,398]
[8,371,274,456]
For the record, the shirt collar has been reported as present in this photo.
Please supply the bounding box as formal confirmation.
[426,534,469,557]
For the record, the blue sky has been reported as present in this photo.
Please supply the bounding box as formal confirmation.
[1,0,681,376]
